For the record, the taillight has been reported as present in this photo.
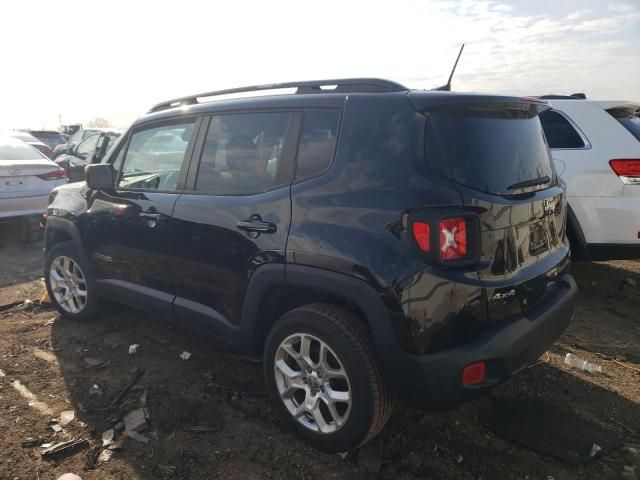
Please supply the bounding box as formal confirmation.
[439,218,467,261]
[610,159,640,184]
[38,168,68,181]
[412,222,431,252]
[410,214,479,266]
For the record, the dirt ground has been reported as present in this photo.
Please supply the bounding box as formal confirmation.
[0,223,639,480]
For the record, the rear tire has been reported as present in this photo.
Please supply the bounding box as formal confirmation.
[45,241,98,321]
[264,303,392,452]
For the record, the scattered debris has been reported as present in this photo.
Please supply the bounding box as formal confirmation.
[44,317,56,326]
[88,384,103,397]
[110,368,145,408]
[128,344,140,355]
[140,386,148,407]
[41,438,89,459]
[77,402,87,413]
[51,423,63,433]
[21,438,44,448]
[60,410,75,426]
[102,429,115,447]
[564,353,602,374]
[456,454,464,464]
[82,357,108,368]
[10,379,54,415]
[97,449,113,464]
[589,443,602,458]
[33,347,57,364]
[56,474,82,480]
[40,291,51,305]
[0,300,23,312]
[124,430,150,443]
[40,442,53,448]
[625,277,638,288]
[124,408,150,432]
[180,351,192,360]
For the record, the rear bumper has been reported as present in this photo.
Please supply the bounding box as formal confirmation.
[390,274,577,409]
[0,194,50,219]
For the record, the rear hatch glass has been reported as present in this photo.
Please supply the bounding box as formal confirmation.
[424,103,555,195]
[607,107,640,142]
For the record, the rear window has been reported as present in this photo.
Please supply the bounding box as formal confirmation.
[424,103,554,195]
[539,110,586,148]
[0,137,44,160]
[31,131,66,147]
[607,108,640,142]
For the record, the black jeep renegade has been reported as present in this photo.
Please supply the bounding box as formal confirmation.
[44,78,577,452]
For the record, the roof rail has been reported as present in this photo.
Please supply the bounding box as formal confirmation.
[148,78,408,113]
[538,93,587,100]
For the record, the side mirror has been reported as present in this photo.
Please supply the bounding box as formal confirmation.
[85,164,114,190]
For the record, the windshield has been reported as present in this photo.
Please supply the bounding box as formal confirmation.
[424,103,555,195]
[0,136,45,160]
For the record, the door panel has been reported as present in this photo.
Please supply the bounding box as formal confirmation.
[85,118,200,317]
[170,111,300,334]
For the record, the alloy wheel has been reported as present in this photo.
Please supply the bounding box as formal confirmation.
[274,333,352,434]
[49,255,88,314]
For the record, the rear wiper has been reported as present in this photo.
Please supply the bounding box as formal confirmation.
[507,175,550,190]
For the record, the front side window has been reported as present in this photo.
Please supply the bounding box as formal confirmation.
[117,121,194,191]
[295,110,340,180]
[195,112,292,194]
[539,110,586,149]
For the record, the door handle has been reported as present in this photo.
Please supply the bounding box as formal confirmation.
[236,216,276,234]
[139,212,162,220]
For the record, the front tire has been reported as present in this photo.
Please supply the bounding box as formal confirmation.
[264,304,392,452]
[45,241,98,320]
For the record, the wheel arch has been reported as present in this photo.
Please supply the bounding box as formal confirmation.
[44,217,89,265]
[566,203,590,260]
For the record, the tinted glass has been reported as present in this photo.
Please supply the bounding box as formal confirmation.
[0,136,44,160]
[295,111,340,180]
[539,110,586,148]
[616,116,640,142]
[425,103,554,195]
[118,122,194,191]
[196,112,292,194]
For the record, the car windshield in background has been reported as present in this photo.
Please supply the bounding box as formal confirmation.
[0,136,44,160]
[424,103,554,195]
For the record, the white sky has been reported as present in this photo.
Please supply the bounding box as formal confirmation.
[1,0,638,130]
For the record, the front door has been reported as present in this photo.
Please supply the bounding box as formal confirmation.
[170,111,300,338]
[85,117,200,317]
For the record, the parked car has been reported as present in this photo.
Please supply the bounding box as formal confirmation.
[44,79,576,452]
[18,130,68,149]
[538,95,640,260]
[0,135,67,220]
[53,128,116,158]
[55,129,122,182]
[5,130,55,158]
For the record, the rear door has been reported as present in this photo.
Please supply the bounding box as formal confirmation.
[169,110,300,337]
[416,99,569,323]
[85,118,200,317]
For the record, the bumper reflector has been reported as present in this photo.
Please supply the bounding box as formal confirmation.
[462,362,486,385]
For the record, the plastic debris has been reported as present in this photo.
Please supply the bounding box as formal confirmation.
[128,344,140,355]
[102,429,115,446]
[564,353,602,373]
[98,449,113,464]
[51,424,63,433]
[56,474,82,480]
[60,410,75,426]
[124,408,149,432]
[89,384,103,397]
[590,443,602,457]
[22,438,44,448]
[41,438,89,458]
[180,351,192,360]
[44,317,56,326]
[124,430,150,443]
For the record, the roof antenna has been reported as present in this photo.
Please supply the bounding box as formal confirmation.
[432,44,465,91]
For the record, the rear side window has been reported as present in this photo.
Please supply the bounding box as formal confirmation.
[539,110,586,149]
[425,103,554,195]
[196,112,293,195]
[295,111,340,180]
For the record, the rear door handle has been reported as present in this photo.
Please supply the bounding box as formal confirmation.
[236,216,276,234]
[139,212,162,220]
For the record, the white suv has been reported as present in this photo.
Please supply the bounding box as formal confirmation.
[539,96,640,260]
